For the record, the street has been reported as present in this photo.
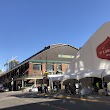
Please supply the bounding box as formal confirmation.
[0,91,110,110]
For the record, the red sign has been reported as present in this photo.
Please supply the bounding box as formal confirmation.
[97,37,110,60]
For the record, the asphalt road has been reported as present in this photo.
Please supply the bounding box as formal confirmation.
[0,91,110,110]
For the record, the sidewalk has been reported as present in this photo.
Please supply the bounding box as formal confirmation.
[37,91,110,104]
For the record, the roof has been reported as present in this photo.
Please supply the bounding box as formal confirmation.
[3,44,78,75]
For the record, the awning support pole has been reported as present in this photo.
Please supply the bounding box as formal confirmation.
[101,70,105,89]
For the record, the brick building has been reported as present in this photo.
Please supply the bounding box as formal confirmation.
[0,44,78,91]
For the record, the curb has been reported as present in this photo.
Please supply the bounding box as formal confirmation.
[37,93,110,104]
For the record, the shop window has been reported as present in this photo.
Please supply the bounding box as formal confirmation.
[46,63,54,71]
[57,64,62,72]
[33,64,42,70]
[56,64,62,74]
[46,63,54,75]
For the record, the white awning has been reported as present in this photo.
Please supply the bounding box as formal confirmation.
[79,69,105,79]
[63,69,106,80]
[103,69,110,77]
[47,74,63,81]
[63,72,81,81]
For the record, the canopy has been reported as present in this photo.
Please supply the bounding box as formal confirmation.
[63,69,106,81]
[103,69,110,77]
[47,74,63,82]
[64,22,110,81]
[79,69,105,79]
[63,73,81,81]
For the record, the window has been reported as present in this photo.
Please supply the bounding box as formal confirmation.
[57,64,62,72]
[33,64,42,70]
[46,63,54,74]
[56,64,62,74]
[46,63,54,72]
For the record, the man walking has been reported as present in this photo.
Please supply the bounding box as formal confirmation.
[103,82,108,96]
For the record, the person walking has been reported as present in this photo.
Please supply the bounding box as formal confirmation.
[79,81,82,94]
[96,82,99,92]
[71,83,76,95]
[103,82,108,96]
[68,83,72,95]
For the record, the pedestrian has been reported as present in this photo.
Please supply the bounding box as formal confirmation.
[40,86,42,93]
[71,83,76,95]
[96,82,99,89]
[79,81,82,93]
[68,83,72,95]
[103,82,108,96]
[78,81,86,98]
[44,86,48,93]
[96,82,99,92]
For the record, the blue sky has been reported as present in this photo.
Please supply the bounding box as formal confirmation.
[0,0,110,71]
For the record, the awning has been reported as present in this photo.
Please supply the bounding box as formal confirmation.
[63,69,105,80]
[80,69,105,79]
[63,73,80,81]
[103,69,110,77]
[47,74,63,81]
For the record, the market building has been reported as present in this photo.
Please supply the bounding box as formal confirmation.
[0,44,78,91]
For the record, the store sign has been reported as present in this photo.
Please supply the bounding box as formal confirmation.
[96,37,110,60]
[58,54,75,58]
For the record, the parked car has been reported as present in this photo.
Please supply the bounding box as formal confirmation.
[0,87,4,92]
[3,87,9,92]
[29,87,38,92]
[0,87,9,92]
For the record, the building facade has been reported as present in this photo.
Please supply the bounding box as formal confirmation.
[0,44,78,91]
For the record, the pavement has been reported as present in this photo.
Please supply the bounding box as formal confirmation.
[1,91,110,110]
[3,90,110,104]
[35,91,110,104]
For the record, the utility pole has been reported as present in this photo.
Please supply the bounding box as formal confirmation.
[46,50,47,71]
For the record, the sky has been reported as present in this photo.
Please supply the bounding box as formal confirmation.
[0,0,110,71]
